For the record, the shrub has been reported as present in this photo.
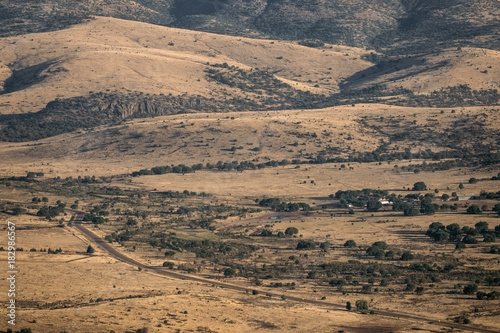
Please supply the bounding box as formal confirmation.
[401,251,414,261]
[12,207,25,215]
[162,261,174,269]
[223,267,236,277]
[298,39,325,48]
[463,284,478,295]
[344,240,357,248]
[296,240,316,250]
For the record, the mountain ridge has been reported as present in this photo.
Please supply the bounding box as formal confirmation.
[1,0,498,53]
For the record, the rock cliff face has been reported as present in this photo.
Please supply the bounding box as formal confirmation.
[107,99,161,119]
[0,92,230,141]
[45,93,214,120]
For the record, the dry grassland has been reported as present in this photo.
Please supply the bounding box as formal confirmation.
[0,15,499,333]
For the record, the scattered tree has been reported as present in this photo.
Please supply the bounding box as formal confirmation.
[355,299,369,311]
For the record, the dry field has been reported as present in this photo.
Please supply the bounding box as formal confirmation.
[0,154,499,332]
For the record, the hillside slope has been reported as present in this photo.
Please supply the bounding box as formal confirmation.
[0,16,498,144]
[0,0,498,52]
[0,16,371,115]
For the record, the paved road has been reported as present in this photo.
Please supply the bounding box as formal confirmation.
[5,201,497,333]
[68,210,500,333]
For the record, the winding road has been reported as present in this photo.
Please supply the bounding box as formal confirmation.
[67,210,500,333]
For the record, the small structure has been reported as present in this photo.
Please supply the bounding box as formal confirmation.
[457,195,478,201]
[379,198,391,205]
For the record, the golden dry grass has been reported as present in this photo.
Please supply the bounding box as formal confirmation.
[0,103,497,181]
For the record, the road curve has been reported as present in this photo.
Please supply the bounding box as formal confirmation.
[68,211,500,333]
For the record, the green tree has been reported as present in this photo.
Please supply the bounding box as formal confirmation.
[404,206,420,216]
[346,301,352,311]
[355,299,369,311]
[462,235,478,244]
[420,202,437,215]
[366,241,388,258]
[412,182,427,191]
[475,221,488,233]
[285,227,299,236]
[86,245,95,254]
[493,204,500,213]
[367,200,382,212]
[483,233,495,243]
[466,205,482,214]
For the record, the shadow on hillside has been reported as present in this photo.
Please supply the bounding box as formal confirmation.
[3,60,60,94]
